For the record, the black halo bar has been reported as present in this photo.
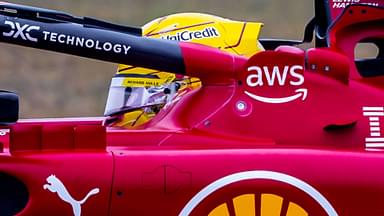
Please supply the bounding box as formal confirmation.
[0,2,186,74]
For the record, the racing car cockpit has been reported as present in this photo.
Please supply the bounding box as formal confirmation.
[102,0,384,130]
[103,13,265,128]
[0,1,384,215]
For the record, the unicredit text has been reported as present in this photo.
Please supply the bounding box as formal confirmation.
[161,27,219,41]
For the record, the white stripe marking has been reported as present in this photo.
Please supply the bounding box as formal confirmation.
[366,137,384,142]
[369,117,380,121]
[364,112,384,116]
[363,107,384,111]
[179,171,338,216]
[365,148,384,152]
[371,132,381,137]
[370,122,380,126]
[366,143,384,148]
[370,127,381,132]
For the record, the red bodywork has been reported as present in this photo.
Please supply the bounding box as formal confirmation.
[0,3,384,216]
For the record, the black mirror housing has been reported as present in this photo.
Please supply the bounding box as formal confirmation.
[0,90,19,125]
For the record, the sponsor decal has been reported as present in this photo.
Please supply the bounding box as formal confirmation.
[161,27,219,41]
[332,0,379,8]
[111,73,175,88]
[2,20,40,42]
[179,171,338,216]
[42,31,131,55]
[244,65,308,104]
[363,107,384,149]
[0,129,10,136]
[2,20,131,55]
[43,175,100,216]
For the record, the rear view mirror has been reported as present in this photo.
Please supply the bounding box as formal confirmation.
[0,90,19,125]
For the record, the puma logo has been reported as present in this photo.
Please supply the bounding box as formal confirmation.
[43,175,100,216]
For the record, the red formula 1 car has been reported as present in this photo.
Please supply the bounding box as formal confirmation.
[0,0,383,215]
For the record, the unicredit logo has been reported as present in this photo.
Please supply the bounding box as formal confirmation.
[244,65,308,104]
[161,27,219,41]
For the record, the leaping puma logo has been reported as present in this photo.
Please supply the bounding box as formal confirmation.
[43,175,100,216]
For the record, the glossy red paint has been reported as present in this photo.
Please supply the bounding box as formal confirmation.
[0,3,383,216]
[328,5,384,79]
[180,42,247,84]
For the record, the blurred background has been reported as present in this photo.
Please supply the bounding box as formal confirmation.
[0,0,313,118]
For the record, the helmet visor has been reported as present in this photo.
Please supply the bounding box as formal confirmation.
[104,77,173,116]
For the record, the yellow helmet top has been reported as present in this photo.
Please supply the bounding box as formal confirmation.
[143,13,264,57]
[105,13,264,128]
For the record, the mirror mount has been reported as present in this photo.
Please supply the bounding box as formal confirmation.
[0,90,19,125]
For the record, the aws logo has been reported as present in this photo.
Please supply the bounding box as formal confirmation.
[246,65,304,87]
[243,51,308,104]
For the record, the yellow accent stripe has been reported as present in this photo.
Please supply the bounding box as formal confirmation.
[118,66,136,72]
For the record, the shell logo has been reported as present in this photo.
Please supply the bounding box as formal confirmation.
[208,193,307,216]
[179,171,338,216]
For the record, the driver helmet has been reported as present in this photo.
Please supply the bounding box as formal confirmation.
[104,13,264,128]
[104,70,200,127]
